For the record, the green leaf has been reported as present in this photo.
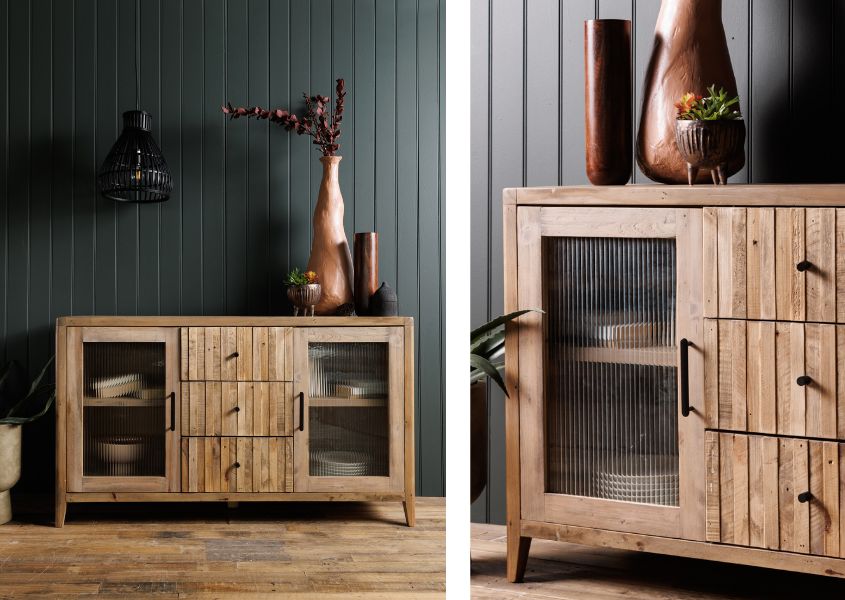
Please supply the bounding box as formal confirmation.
[469,354,508,397]
[470,309,541,343]
[470,329,505,357]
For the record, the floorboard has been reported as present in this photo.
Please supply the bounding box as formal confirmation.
[470,523,845,599]
[0,497,444,598]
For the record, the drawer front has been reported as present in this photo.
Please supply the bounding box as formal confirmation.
[703,207,845,322]
[705,432,844,557]
[181,381,293,437]
[180,437,293,493]
[705,319,845,440]
[180,327,293,381]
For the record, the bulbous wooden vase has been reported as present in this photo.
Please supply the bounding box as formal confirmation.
[306,156,353,315]
[637,0,745,184]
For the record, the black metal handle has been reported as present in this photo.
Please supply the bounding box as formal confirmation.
[680,339,694,417]
[796,260,812,272]
[299,391,305,431]
[796,375,812,387]
[233,461,241,469]
[169,392,176,431]
[234,406,241,413]
[798,491,813,503]
[227,351,239,359]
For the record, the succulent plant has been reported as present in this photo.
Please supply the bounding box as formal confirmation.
[676,85,741,121]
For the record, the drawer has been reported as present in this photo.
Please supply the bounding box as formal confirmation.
[180,327,293,381]
[181,381,294,437]
[705,432,844,557]
[705,320,845,440]
[180,437,293,493]
[703,207,845,322]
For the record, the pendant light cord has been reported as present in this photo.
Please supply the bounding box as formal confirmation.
[135,0,140,110]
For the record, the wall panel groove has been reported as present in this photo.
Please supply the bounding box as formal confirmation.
[1,0,444,497]
[472,0,845,524]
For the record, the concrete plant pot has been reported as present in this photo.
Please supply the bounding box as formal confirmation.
[0,424,22,525]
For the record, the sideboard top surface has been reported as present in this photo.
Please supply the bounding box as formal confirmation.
[504,184,845,207]
[56,316,413,327]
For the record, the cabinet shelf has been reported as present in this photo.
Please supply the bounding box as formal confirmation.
[565,345,676,367]
[83,396,162,408]
[310,396,387,408]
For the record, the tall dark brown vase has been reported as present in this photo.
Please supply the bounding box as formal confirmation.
[637,0,744,184]
[584,19,632,186]
[353,232,378,316]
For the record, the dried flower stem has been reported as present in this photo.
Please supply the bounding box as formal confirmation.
[223,78,346,156]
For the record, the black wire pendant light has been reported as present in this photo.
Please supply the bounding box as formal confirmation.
[97,0,172,203]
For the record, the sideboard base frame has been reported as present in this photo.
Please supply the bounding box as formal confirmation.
[514,520,845,581]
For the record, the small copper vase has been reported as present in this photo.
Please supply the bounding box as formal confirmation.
[287,284,322,316]
[674,119,746,185]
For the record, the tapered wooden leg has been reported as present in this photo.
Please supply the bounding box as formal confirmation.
[506,533,531,583]
[402,499,415,527]
[717,163,727,185]
[55,495,66,528]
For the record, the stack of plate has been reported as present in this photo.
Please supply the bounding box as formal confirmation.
[595,455,679,506]
[90,374,143,398]
[312,450,372,477]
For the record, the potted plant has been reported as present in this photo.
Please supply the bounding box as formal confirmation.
[674,84,746,186]
[470,310,538,503]
[286,268,322,316]
[0,358,55,524]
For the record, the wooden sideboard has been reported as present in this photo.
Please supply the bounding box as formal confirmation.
[503,184,845,581]
[55,316,415,527]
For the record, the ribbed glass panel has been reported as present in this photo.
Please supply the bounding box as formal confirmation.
[82,342,166,477]
[544,237,679,506]
[308,342,389,477]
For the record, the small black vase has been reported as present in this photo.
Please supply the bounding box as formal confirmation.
[369,282,398,317]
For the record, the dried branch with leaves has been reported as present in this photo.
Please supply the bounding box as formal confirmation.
[223,78,346,156]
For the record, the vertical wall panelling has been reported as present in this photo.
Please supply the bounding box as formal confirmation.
[246,0,269,314]
[268,0,290,314]
[469,0,490,523]
[472,0,845,524]
[375,0,398,290]
[418,0,443,494]
[488,0,523,524]
[1,0,444,497]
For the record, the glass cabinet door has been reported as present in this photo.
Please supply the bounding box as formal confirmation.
[67,327,180,492]
[516,207,705,540]
[293,327,405,493]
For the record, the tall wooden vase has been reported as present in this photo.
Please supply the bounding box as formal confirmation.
[307,156,353,315]
[636,0,744,184]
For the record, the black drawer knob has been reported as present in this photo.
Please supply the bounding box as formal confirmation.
[796,375,812,386]
[798,491,813,503]
[233,462,241,469]
[227,351,239,359]
[234,406,241,413]
[796,260,812,272]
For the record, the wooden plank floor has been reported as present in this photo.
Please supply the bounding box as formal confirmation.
[471,523,845,599]
[0,498,444,598]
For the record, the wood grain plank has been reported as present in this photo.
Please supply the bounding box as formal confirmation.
[285,437,294,492]
[705,432,721,542]
[762,436,780,550]
[237,327,254,381]
[733,434,750,546]
[221,327,238,380]
[252,327,269,380]
[793,439,811,554]
[180,328,189,380]
[806,208,836,322]
[746,208,776,319]
[222,382,238,436]
[779,438,795,552]
[720,433,735,544]
[749,436,764,548]
[268,437,279,492]
[837,210,845,322]
[805,324,837,440]
[810,441,825,556]
[703,207,719,318]
[206,382,222,436]
[704,319,719,429]
[776,208,806,321]
[268,327,286,381]
[839,327,845,441]
[204,327,221,380]
[821,442,840,557]
[747,321,776,434]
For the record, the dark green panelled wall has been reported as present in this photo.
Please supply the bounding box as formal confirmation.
[0,0,444,496]
[472,0,845,524]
